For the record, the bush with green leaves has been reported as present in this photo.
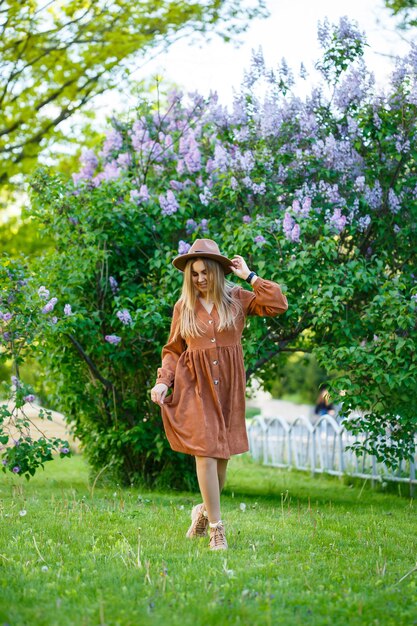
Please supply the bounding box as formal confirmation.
[0,258,71,478]
[17,17,417,486]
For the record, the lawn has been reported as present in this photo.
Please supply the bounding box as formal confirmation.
[0,453,416,626]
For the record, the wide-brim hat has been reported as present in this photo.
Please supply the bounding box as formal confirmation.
[172,238,233,274]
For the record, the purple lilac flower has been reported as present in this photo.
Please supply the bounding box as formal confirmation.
[116,152,131,168]
[186,219,197,235]
[51,316,58,324]
[411,294,417,302]
[11,375,20,387]
[254,235,266,246]
[199,219,209,233]
[388,189,401,214]
[179,132,201,174]
[283,212,297,242]
[38,286,50,299]
[64,304,72,316]
[68,216,79,225]
[109,277,118,294]
[178,240,191,255]
[116,309,132,325]
[138,184,149,201]
[328,208,347,233]
[169,180,184,191]
[24,394,35,403]
[72,149,98,185]
[130,190,140,203]
[354,176,366,192]
[105,335,122,345]
[102,161,121,181]
[41,297,58,314]
[3,332,10,341]
[12,466,20,473]
[230,177,238,190]
[199,187,212,207]
[101,129,123,158]
[300,62,308,79]
[213,144,229,172]
[358,215,371,231]
[130,118,150,151]
[243,215,252,224]
[364,182,383,210]
[159,190,179,216]
[1,459,7,466]
[393,225,401,234]
[2,312,12,321]
[59,447,70,454]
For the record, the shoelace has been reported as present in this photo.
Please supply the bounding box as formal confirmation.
[195,511,208,534]
[210,525,225,547]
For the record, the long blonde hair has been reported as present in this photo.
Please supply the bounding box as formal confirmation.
[178,257,242,339]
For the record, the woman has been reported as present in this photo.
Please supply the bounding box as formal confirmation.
[150,239,288,550]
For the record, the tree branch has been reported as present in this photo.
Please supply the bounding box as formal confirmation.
[67,333,113,390]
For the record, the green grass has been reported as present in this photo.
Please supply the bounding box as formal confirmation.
[0,454,416,626]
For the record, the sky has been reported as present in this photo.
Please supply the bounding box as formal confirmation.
[115,0,410,108]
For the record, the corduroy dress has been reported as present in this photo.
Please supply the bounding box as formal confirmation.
[156,277,288,459]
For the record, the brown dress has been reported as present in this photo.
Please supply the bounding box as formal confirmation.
[156,277,288,459]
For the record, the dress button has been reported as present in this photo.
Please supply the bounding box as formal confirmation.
[213,360,218,365]
[214,379,219,385]
[208,320,213,324]
[210,338,216,343]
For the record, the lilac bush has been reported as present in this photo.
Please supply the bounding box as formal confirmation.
[0,259,71,478]
[24,17,417,485]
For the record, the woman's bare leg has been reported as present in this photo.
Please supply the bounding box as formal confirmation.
[217,458,229,493]
[195,456,221,523]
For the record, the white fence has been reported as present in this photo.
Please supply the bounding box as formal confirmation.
[247,414,417,495]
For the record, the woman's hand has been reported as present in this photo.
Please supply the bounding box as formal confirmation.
[151,383,169,406]
[229,255,251,280]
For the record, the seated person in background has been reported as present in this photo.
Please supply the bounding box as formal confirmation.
[314,386,335,416]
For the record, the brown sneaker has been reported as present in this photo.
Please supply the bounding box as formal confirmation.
[186,503,209,538]
[209,522,228,551]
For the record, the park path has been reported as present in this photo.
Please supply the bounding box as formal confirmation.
[3,401,81,452]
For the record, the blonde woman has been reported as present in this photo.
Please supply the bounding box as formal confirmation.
[150,239,288,550]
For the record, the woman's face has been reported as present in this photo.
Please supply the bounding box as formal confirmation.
[191,259,208,296]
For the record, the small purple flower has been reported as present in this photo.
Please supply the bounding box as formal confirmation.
[38,286,50,299]
[101,129,123,158]
[254,235,266,246]
[11,375,20,388]
[3,332,10,341]
[410,294,417,302]
[283,212,300,242]
[64,304,72,316]
[116,309,132,325]
[68,216,79,225]
[51,316,58,324]
[105,334,121,345]
[24,394,36,403]
[42,297,58,314]
[186,219,197,235]
[12,465,20,473]
[169,180,184,191]
[199,187,212,207]
[59,447,70,454]
[199,219,209,234]
[329,208,347,233]
[109,276,118,294]
[1,459,7,466]
[243,215,252,224]
[2,312,12,321]
[159,190,179,216]
[130,189,140,202]
[178,240,191,255]
[116,152,131,168]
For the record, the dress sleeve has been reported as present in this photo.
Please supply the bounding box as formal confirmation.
[156,302,186,387]
[238,277,288,317]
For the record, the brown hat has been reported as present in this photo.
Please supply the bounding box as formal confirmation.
[172,239,233,274]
